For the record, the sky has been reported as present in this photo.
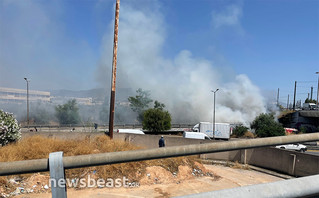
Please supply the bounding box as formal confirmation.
[0,0,319,120]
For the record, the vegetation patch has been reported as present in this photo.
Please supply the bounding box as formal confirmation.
[0,135,205,195]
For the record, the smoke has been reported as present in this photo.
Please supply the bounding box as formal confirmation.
[96,2,267,125]
[0,0,98,90]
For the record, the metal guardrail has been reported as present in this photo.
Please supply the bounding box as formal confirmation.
[1,133,319,176]
[1,133,319,197]
[21,123,196,129]
[177,174,319,198]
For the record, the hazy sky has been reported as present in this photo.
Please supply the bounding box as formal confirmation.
[1,0,318,105]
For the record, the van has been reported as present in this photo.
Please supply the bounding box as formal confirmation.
[183,131,211,140]
[117,129,145,134]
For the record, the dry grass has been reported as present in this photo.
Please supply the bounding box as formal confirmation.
[0,135,198,182]
[243,131,255,138]
[231,161,250,170]
[223,161,250,170]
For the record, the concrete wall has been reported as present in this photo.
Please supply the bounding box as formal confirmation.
[237,147,319,177]
[22,132,103,140]
[21,132,213,148]
[113,133,213,149]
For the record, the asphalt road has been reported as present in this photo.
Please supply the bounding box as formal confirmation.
[306,151,319,156]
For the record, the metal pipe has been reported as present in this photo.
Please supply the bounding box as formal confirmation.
[176,174,319,198]
[290,154,296,176]
[293,81,297,110]
[24,78,30,128]
[277,88,279,106]
[108,0,120,139]
[211,89,219,139]
[1,133,319,176]
[316,72,319,108]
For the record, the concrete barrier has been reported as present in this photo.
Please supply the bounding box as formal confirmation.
[245,147,319,177]
[22,132,103,140]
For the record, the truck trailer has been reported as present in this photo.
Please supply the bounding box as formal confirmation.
[192,122,231,140]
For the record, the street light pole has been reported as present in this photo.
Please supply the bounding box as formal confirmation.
[316,72,319,109]
[211,89,219,140]
[24,78,30,128]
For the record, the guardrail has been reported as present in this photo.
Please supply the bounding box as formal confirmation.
[177,174,319,198]
[1,133,319,197]
[21,123,196,129]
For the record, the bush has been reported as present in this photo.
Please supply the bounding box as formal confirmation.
[233,125,249,137]
[142,108,171,132]
[0,110,21,146]
[251,113,285,137]
[55,99,80,125]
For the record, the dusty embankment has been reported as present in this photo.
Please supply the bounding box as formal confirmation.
[12,164,283,198]
[1,135,283,197]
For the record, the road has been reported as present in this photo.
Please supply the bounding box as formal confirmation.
[306,150,319,156]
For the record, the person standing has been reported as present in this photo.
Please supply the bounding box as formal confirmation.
[159,136,165,147]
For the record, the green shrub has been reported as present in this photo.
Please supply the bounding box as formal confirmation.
[0,110,21,146]
[142,108,171,132]
[233,125,249,137]
[251,113,285,137]
[300,126,307,133]
[55,99,80,125]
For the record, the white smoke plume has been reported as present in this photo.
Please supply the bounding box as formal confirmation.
[96,2,266,125]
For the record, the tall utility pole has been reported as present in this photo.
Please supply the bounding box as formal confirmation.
[287,94,289,110]
[293,81,297,110]
[316,72,319,108]
[310,86,313,100]
[108,0,120,139]
[24,78,30,128]
[211,89,219,140]
[277,88,280,106]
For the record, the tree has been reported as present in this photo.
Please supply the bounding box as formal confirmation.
[233,125,249,137]
[0,110,21,146]
[55,99,80,125]
[128,88,153,122]
[142,108,171,132]
[251,113,285,137]
[154,100,165,110]
[305,98,317,104]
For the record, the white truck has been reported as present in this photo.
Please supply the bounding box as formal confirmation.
[192,122,231,140]
[302,103,317,110]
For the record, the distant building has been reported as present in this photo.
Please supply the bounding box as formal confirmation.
[0,87,50,103]
[50,96,93,106]
[0,87,96,106]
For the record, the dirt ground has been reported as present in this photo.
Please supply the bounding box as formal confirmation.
[14,164,283,198]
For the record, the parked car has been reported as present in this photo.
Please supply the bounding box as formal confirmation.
[275,143,307,152]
